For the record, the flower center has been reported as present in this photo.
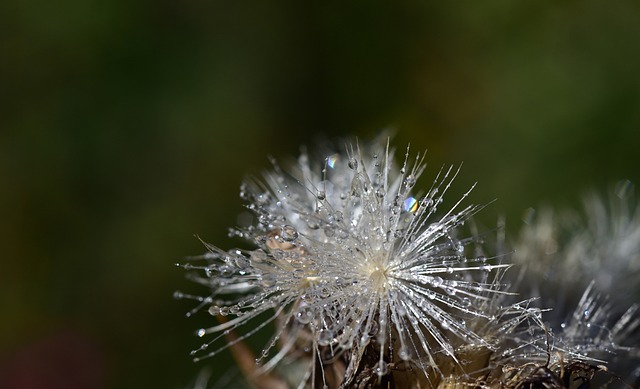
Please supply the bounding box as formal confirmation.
[369,266,389,292]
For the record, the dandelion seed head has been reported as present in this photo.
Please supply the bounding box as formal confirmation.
[179,137,517,386]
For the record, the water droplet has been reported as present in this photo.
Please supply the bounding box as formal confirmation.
[234,256,250,269]
[398,345,411,360]
[368,321,379,336]
[296,307,313,324]
[256,192,270,205]
[441,321,450,330]
[326,154,338,169]
[375,188,385,198]
[281,225,298,242]
[318,288,330,299]
[317,191,326,200]
[348,158,358,170]
[480,264,492,272]
[376,362,389,375]
[403,197,418,213]
[324,226,335,237]
[337,229,349,239]
[318,329,333,346]
[197,328,206,337]
[431,276,443,287]
[404,174,416,188]
[251,250,267,263]
[307,219,320,230]
[461,297,471,307]
[204,266,216,277]
[209,305,220,316]
[219,265,233,277]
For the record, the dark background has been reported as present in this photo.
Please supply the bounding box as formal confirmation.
[2,1,640,388]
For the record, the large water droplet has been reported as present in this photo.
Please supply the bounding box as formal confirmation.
[204,265,216,278]
[324,226,335,237]
[326,154,338,169]
[368,321,379,336]
[403,197,418,213]
[296,307,313,324]
[219,265,234,277]
[318,329,333,346]
[404,174,416,189]
[348,158,358,170]
[234,256,250,269]
[281,225,298,242]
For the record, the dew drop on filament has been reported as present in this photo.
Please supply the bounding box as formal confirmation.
[376,362,389,375]
[398,345,411,360]
[281,225,299,241]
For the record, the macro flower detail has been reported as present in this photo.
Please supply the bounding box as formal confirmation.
[177,138,514,388]
[176,138,640,388]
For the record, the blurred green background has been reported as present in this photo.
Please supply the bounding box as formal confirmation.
[2,1,640,388]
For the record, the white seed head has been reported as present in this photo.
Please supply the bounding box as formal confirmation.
[179,138,640,388]
[179,137,516,387]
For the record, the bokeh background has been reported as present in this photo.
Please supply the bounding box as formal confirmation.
[2,1,640,388]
